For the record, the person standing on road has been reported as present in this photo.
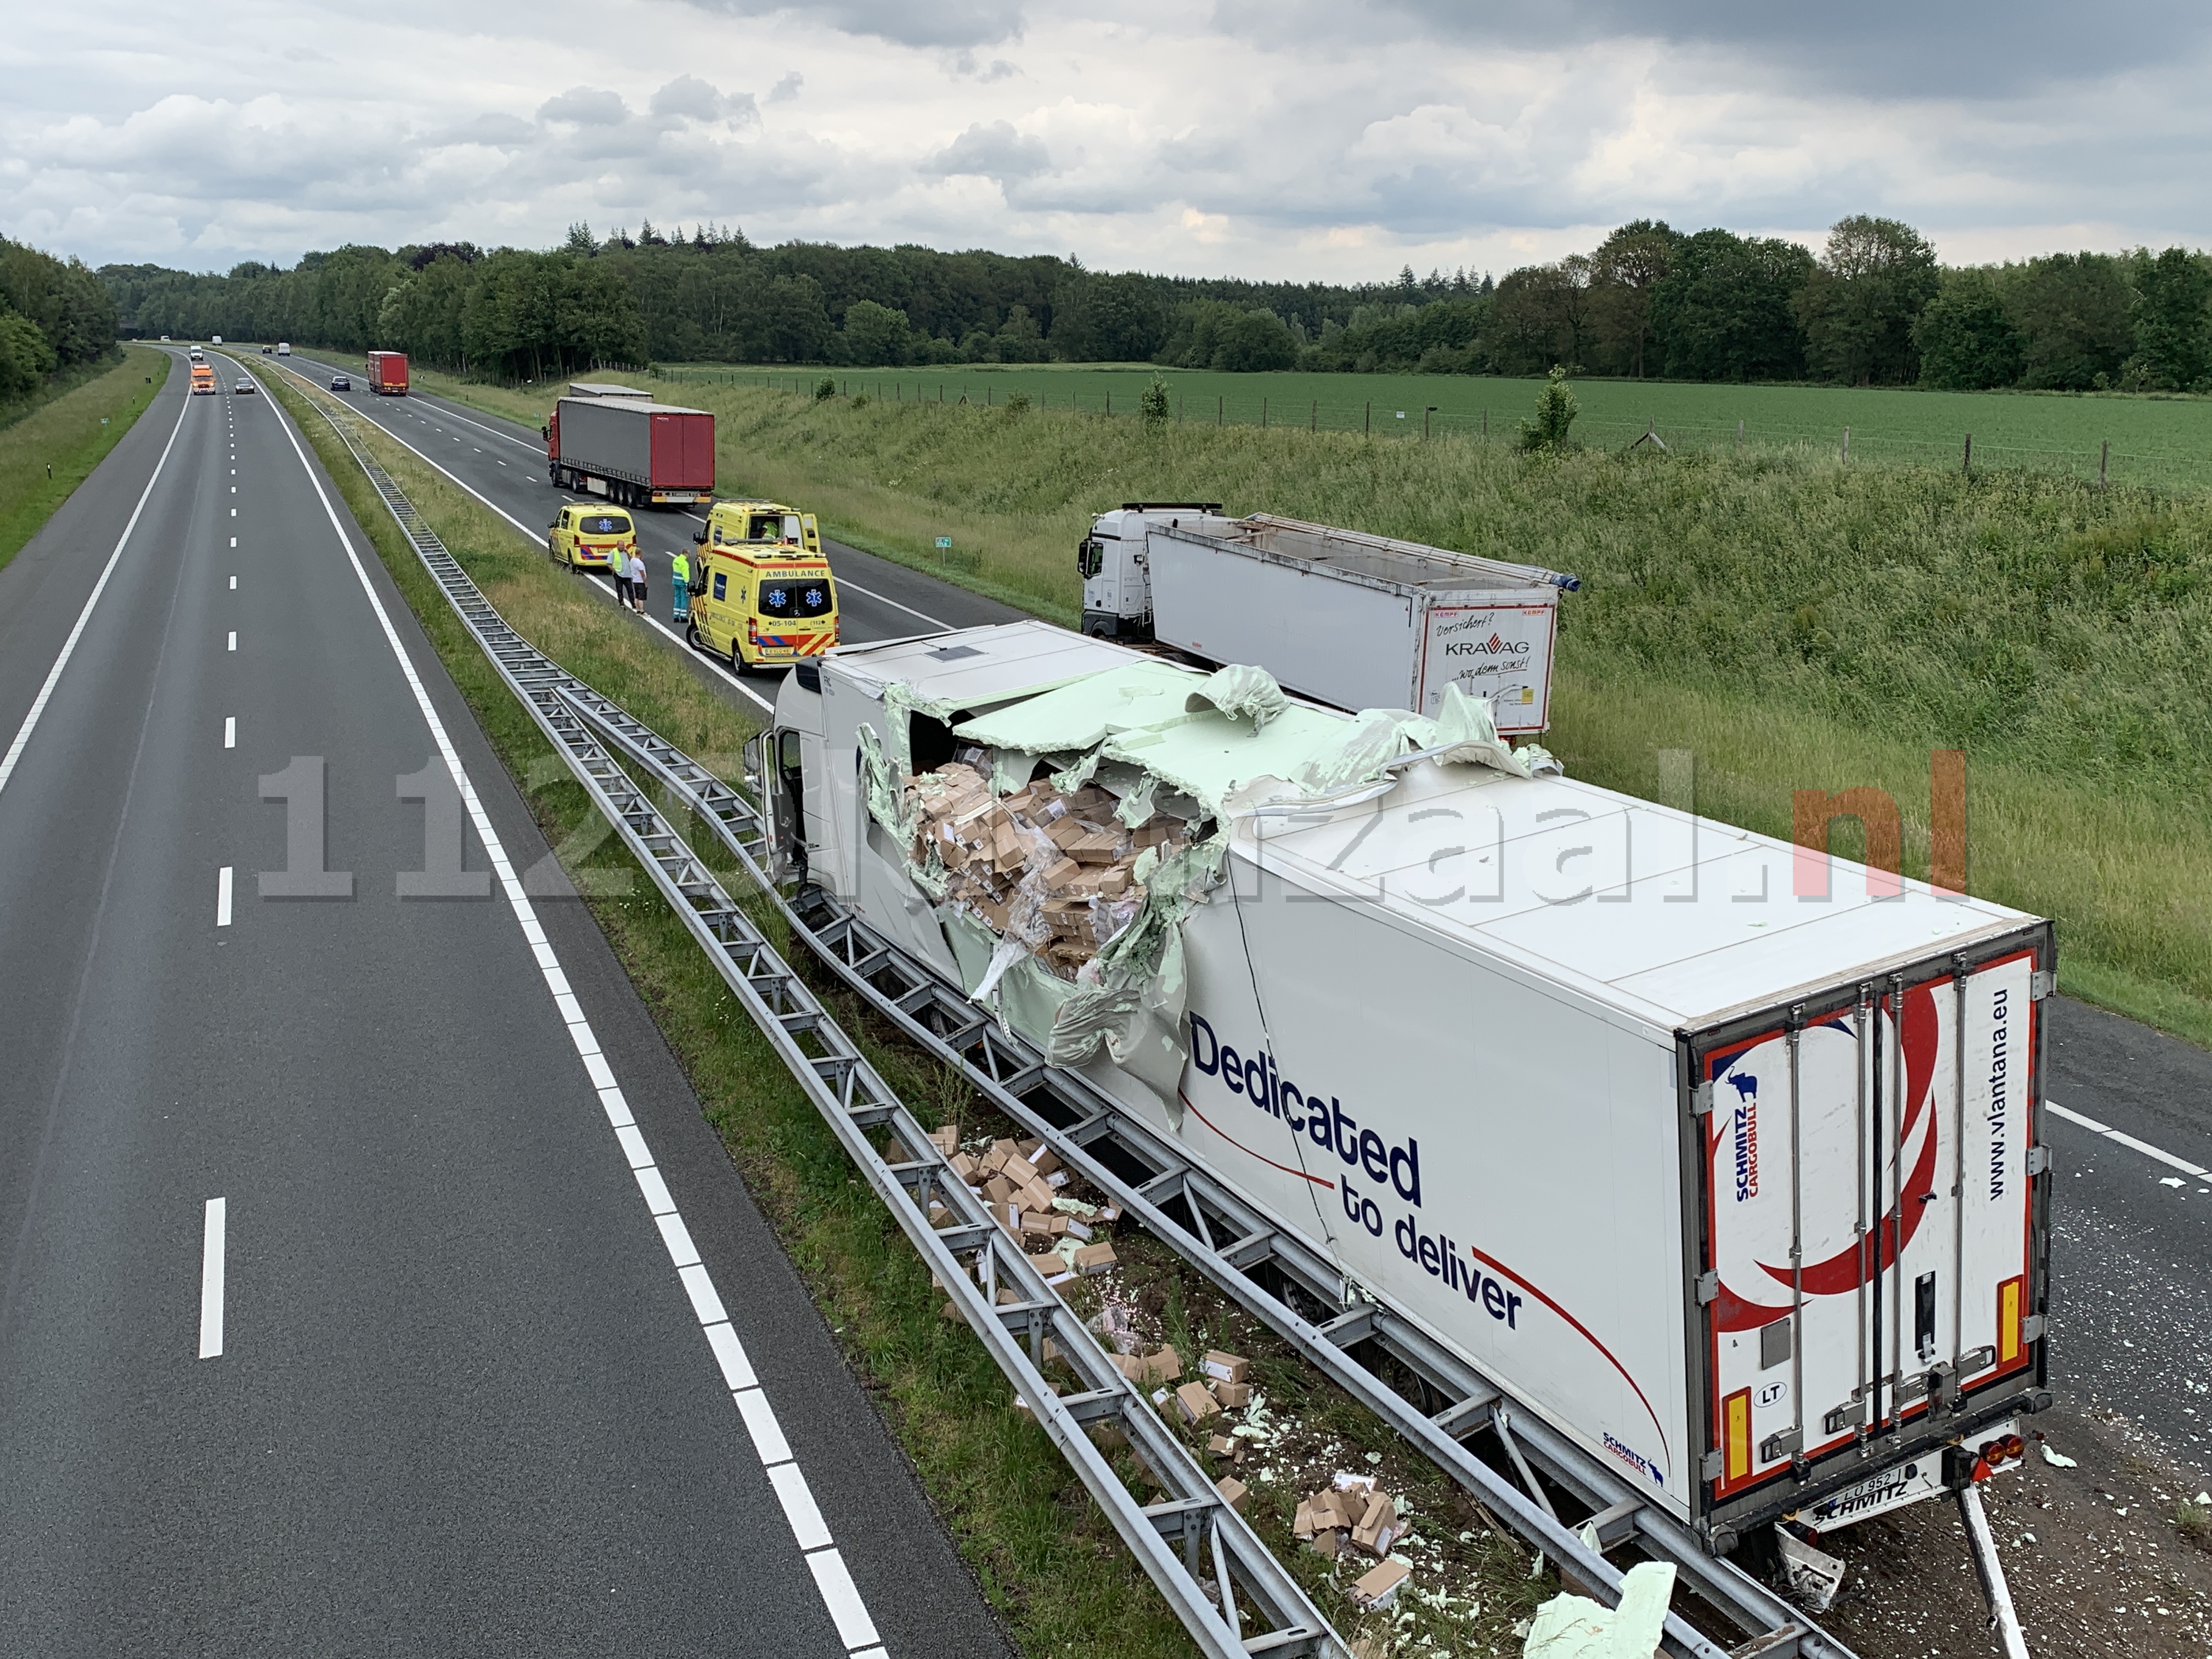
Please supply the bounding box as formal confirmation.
[629,548,648,615]
[611,547,631,609]
[670,547,691,624]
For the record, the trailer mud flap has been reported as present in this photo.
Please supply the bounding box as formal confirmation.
[1691,939,2044,1514]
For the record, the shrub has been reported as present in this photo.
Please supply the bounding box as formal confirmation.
[1515,366,1578,452]
[1138,373,1170,428]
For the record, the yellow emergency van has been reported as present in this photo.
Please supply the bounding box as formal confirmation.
[546,504,637,572]
[686,499,839,669]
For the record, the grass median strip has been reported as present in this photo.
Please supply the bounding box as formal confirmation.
[0,346,170,574]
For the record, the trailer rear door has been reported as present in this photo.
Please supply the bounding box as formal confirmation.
[1692,934,2044,1512]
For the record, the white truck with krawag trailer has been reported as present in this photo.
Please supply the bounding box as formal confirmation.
[1079,506,1579,736]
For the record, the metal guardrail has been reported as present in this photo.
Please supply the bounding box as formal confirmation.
[287,367,1850,1659]
[568,695,1841,1659]
[292,384,1340,1659]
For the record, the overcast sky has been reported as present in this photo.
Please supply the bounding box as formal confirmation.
[7,0,2209,281]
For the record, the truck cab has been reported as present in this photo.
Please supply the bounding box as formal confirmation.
[686,499,837,669]
[1079,502,1225,639]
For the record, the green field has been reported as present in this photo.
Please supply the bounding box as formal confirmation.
[424,364,2212,1047]
[657,362,2212,493]
[0,347,171,574]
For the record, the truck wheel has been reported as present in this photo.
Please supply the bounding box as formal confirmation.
[686,621,701,651]
[730,638,745,675]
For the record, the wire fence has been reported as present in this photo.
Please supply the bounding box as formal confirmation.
[651,366,2212,494]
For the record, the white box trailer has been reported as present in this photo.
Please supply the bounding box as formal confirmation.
[769,621,2052,1553]
[1079,507,1579,737]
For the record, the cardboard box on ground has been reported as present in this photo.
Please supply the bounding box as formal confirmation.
[909,759,1199,980]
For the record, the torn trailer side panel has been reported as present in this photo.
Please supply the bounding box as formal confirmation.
[773,622,2052,1547]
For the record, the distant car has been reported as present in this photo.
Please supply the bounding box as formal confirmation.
[330,375,352,392]
[234,378,256,394]
[261,345,273,354]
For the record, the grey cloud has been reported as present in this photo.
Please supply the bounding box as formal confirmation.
[650,75,760,125]
[928,120,1050,181]
[768,71,803,103]
[1230,0,2212,99]
[537,86,629,126]
[947,50,1019,81]
[676,0,1023,49]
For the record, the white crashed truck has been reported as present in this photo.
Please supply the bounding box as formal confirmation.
[764,620,2052,1563]
[1078,507,1579,737]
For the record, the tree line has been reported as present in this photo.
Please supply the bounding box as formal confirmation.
[99,216,2212,392]
[1,238,119,400]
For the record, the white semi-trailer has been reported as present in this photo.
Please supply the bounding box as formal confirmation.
[1078,507,1579,737]
[764,619,2052,1565]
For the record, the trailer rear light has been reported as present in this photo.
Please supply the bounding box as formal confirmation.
[1970,1432,2025,1481]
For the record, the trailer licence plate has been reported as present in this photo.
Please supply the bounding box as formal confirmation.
[1798,1417,2015,1532]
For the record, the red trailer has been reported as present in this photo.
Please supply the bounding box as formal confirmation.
[366,351,409,396]
[545,394,714,507]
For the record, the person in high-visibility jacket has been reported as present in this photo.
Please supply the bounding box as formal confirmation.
[670,547,691,623]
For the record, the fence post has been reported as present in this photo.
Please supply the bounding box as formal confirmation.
[1736,418,1743,451]
[1481,408,1487,439]
[1425,406,1435,439]
[1217,396,1223,427]
[1365,400,1371,435]
[1106,391,1111,416]
[1262,397,1268,428]
[1311,399,1317,432]
[2100,439,2109,485]
[1963,432,1972,473]
[1841,426,1850,462]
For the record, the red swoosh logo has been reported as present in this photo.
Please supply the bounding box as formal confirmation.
[1715,984,1942,1329]
[1178,1089,1335,1188]
[1466,1243,1673,1470]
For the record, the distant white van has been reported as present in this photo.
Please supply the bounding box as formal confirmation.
[211,335,223,345]
[276,342,291,356]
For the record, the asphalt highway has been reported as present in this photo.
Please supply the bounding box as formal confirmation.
[0,350,1010,1656]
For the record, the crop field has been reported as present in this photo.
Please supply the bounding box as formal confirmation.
[658,362,2212,493]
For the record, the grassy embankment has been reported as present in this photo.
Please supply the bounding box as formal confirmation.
[0,347,170,574]
[659,362,2212,492]
[256,359,1551,1657]
[421,366,2212,1048]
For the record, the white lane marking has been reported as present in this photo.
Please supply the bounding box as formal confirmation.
[2048,1097,2209,1180]
[224,716,235,749]
[216,865,233,926]
[229,574,237,589]
[768,1463,833,1549]
[0,389,190,802]
[263,384,888,1652]
[230,537,236,548]
[227,631,237,651]
[230,507,236,517]
[199,1198,226,1358]
[836,578,950,631]
[805,1550,882,1651]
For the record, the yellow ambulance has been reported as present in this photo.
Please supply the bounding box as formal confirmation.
[686,499,839,669]
[546,503,637,572]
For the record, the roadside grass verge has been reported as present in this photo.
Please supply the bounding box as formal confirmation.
[414,368,2212,1046]
[261,358,1567,1655]
[0,346,170,574]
